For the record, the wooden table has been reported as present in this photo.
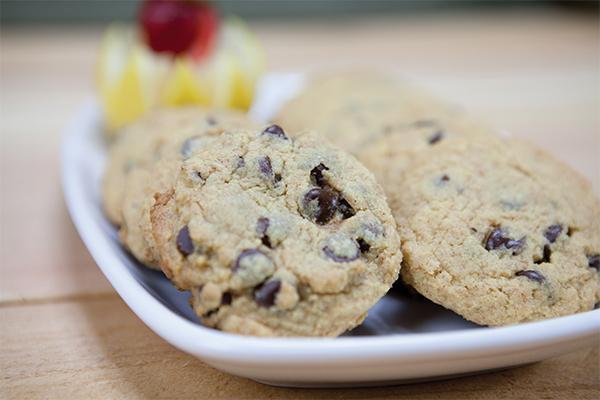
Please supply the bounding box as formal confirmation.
[1,10,599,399]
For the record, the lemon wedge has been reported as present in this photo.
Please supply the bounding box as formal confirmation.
[161,59,211,107]
[97,25,167,133]
[219,17,265,110]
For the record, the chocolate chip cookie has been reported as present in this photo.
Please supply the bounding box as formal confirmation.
[102,107,254,268]
[150,125,402,336]
[394,136,599,325]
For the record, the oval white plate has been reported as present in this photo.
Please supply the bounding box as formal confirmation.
[61,75,599,388]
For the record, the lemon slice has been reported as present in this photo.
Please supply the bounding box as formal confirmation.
[207,49,239,108]
[218,17,265,110]
[97,25,130,95]
[97,25,166,133]
[161,59,211,107]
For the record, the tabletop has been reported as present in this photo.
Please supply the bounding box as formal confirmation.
[1,9,599,399]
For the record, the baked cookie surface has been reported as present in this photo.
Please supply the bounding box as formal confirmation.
[395,136,600,325]
[274,71,466,156]
[275,71,497,188]
[358,113,497,190]
[150,126,402,336]
[102,107,254,267]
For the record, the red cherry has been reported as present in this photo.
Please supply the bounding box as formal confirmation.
[139,0,206,56]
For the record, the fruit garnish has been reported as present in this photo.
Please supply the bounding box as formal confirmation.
[208,50,238,108]
[140,0,217,57]
[218,17,265,110]
[97,5,264,134]
[161,59,211,106]
[97,25,168,131]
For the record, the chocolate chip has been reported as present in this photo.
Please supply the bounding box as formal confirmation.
[256,217,269,235]
[542,244,552,262]
[353,223,383,254]
[176,226,194,256]
[505,238,526,254]
[258,156,273,177]
[544,224,563,243]
[221,292,232,306]
[206,116,217,125]
[254,280,281,307]
[309,164,353,220]
[180,135,201,159]
[256,217,272,248]
[483,227,525,254]
[233,249,264,272]
[323,236,360,262]
[257,156,282,183]
[310,163,329,187]
[262,124,288,139]
[357,238,370,253]
[440,174,450,183]
[302,187,339,224]
[484,228,507,250]
[428,130,444,145]
[262,236,273,248]
[338,197,356,219]
[323,245,359,262]
[231,249,275,290]
[515,270,545,283]
[314,188,339,223]
[588,254,600,271]
[535,245,552,264]
[237,156,245,168]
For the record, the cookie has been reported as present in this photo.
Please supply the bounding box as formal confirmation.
[274,71,469,156]
[150,125,402,336]
[102,107,255,268]
[394,136,599,326]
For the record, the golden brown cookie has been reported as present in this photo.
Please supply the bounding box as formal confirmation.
[151,125,402,336]
[395,136,600,325]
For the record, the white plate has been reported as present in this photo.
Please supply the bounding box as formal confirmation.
[61,74,600,388]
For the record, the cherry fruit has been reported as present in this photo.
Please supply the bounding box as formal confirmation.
[140,0,218,58]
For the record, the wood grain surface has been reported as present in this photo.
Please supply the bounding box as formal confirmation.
[1,9,599,399]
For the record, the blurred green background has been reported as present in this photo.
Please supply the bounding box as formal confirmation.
[1,0,596,24]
